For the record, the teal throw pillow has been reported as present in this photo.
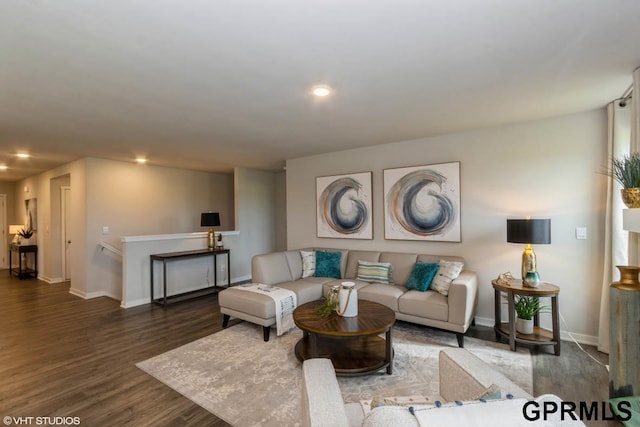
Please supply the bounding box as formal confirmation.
[405,261,439,292]
[314,251,342,279]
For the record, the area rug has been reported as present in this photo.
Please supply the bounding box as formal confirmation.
[137,322,532,427]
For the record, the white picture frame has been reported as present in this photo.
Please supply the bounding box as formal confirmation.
[384,162,460,242]
[316,171,373,239]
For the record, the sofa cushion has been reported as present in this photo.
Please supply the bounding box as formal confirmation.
[323,279,371,298]
[398,290,448,322]
[277,278,327,304]
[315,250,342,279]
[379,252,419,285]
[356,260,393,284]
[251,252,294,285]
[358,283,406,312]
[417,254,465,264]
[345,250,381,279]
[405,261,439,292]
[300,250,316,278]
[218,287,279,319]
[283,250,304,280]
[431,260,464,296]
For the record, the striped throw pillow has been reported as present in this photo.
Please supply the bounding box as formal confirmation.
[356,260,393,285]
[300,250,316,278]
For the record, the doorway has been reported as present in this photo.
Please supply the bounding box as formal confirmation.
[0,194,6,269]
[61,186,71,281]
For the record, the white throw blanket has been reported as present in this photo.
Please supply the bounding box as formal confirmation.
[233,283,297,336]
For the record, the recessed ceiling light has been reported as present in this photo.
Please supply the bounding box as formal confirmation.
[136,157,147,164]
[0,165,7,171]
[311,85,332,97]
[16,153,30,159]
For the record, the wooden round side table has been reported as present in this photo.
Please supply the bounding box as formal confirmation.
[492,278,561,355]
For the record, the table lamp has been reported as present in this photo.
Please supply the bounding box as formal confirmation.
[506,218,551,287]
[9,225,23,244]
[201,212,221,250]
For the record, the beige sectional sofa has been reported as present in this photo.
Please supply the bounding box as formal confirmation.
[219,248,478,344]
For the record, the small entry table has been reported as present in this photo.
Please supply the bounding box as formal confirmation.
[9,244,38,279]
[293,299,395,376]
[492,278,560,355]
[150,248,230,307]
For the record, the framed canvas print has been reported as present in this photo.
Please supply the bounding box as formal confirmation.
[384,162,460,242]
[316,171,373,239]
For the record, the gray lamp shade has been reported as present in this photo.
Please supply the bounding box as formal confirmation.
[506,219,551,244]
[201,212,221,227]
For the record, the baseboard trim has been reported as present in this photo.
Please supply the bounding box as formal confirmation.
[69,288,119,301]
[121,298,149,309]
[473,316,598,346]
[40,275,65,284]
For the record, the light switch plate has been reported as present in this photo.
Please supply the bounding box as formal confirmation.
[102,226,109,235]
[576,227,587,240]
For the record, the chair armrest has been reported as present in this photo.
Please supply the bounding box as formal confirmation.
[438,348,531,402]
[302,359,350,427]
[446,270,478,328]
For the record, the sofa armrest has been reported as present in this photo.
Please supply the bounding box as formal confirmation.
[438,348,532,402]
[446,270,478,329]
[302,359,350,427]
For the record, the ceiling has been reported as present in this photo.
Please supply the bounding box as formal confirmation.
[1,0,639,182]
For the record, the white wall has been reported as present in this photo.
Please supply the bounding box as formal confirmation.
[286,109,608,343]
[0,181,18,267]
[275,170,287,251]
[14,160,87,290]
[234,167,279,266]
[15,157,235,301]
[83,158,235,298]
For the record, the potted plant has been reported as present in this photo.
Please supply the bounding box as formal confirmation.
[17,226,34,245]
[514,296,548,334]
[609,152,640,208]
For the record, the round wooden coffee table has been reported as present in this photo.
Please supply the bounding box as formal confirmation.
[293,299,396,376]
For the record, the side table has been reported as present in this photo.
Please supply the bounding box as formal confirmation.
[9,244,38,279]
[150,248,231,307]
[492,278,560,355]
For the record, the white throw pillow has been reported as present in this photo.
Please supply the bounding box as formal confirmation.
[430,260,464,296]
[300,250,316,278]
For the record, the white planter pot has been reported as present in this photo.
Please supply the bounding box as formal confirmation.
[516,317,534,335]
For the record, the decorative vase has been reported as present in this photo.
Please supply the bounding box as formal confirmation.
[621,188,640,208]
[516,317,533,335]
[337,281,358,317]
[609,265,640,398]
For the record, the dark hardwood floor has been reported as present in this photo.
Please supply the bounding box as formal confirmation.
[0,272,613,426]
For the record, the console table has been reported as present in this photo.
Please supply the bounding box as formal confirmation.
[492,278,560,355]
[150,248,230,307]
[9,244,38,280]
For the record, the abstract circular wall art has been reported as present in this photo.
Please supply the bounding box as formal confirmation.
[316,172,373,239]
[384,162,460,242]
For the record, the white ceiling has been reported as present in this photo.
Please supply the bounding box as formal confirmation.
[1,0,639,181]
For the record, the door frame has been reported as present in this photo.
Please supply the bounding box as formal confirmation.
[0,194,6,269]
[61,186,71,280]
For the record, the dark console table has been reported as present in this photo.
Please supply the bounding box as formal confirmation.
[9,244,38,280]
[150,248,231,307]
